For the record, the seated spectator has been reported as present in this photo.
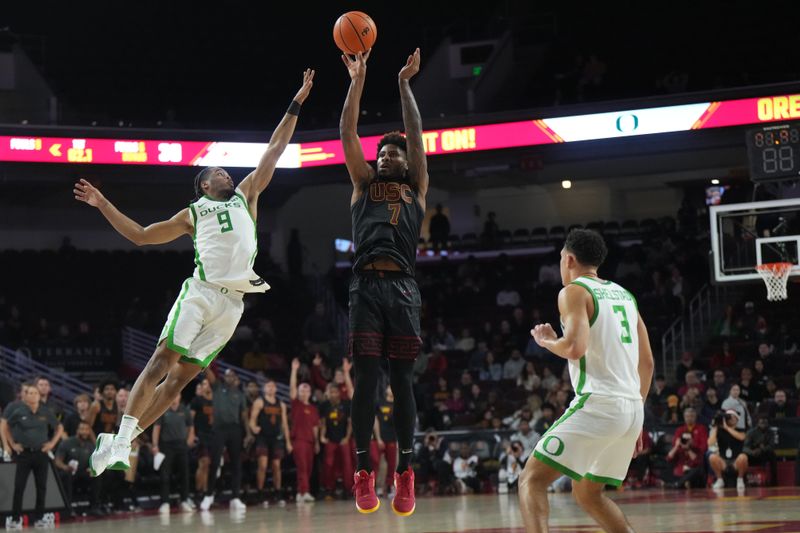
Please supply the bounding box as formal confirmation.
[496,282,521,308]
[675,352,702,385]
[540,366,559,392]
[677,370,706,398]
[510,420,540,458]
[721,384,751,431]
[503,406,534,431]
[446,388,466,418]
[533,403,556,435]
[755,342,780,377]
[503,350,525,381]
[753,359,769,388]
[498,441,526,492]
[426,349,449,380]
[648,374,672,419]
[416,430,452,495]
[450,443,480,494]
[478,352,502,383]
[662,395,680,424]
[466,384,486,414]
[708,410,748,489]
[454,328,476,352]
[538,257,560,285]
[431,322,456,351]
[468,341,490,371]
[711,369,730,398]
[700,388,721,426]
[459,370,474,390]
[517,362,542,392]
[713,305,739,338]
[679,386,703,413]
[738,367,765,405]
[743,415,777,485]
[54,420,103,517]
[759,390,795,421]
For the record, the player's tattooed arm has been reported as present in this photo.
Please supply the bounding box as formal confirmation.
[398,48,429,201]
[239,69,315,207]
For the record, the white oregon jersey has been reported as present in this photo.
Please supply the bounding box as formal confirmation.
[188,188,269,293]
[566,276,640,400]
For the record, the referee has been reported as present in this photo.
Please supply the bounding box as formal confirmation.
[153,396,195,513]
[200,367,252,511]
[1,382,63,528]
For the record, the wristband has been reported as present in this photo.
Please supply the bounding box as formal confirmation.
[287,100,301,116]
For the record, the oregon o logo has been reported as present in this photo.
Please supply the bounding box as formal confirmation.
[615,114,639,133]
[542,435,565,456]
[220,287,229,294]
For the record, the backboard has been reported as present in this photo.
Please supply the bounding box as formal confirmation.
[710,198,800,283]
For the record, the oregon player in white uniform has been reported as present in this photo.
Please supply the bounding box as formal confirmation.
[74,70,315,483]
[519,229,654,533]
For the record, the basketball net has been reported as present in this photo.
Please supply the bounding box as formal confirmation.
[755,262,793,301]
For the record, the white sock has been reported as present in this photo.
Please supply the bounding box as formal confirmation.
[117,415,139,442]
[132,425,144,439]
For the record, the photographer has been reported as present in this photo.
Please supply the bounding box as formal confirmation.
[498,441,525,492]
[708,410,748,489]
[665,430,704,489]
[416,430,452,494]
[743,415,776,486]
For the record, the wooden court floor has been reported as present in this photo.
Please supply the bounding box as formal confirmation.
[56,487,800,532]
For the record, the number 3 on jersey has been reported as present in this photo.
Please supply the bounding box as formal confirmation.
[612,305,632,344]
[217,210,233,233]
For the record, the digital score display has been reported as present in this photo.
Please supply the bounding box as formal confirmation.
[745,122,800,181]
[2,92,799,169]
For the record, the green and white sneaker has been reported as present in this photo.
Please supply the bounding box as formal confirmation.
[89,433,115,477]
[106,438,132,471]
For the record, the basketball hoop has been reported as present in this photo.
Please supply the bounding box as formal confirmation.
[756,262,793,301]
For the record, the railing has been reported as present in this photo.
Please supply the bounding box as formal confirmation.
[121,327,290,402]
[0,344,93,413]
[660,284,725,380]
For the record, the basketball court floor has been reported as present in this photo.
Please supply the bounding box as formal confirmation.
[56,487,800,532]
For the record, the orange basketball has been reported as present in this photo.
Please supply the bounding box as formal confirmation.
[333,11,377,55]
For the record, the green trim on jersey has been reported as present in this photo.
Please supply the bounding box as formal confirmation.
[541,393,591,438]
[189,204,206,281]
[180,342,226,369]
[165,279,191,356]
[627,290,639,311]
[584,473,623,487]
[233,191,259,267]
[570,280,599,327]
[532,451,582,482]
[576,357,587,395]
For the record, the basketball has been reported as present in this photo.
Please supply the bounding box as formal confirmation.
[333,11,377,55]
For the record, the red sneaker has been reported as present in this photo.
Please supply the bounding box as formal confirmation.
[391,467,416,517]
[353,470,380,514]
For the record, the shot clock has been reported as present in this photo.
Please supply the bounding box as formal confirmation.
[746,122,800,181]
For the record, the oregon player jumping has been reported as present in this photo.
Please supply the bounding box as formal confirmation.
[76,70,314,486]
